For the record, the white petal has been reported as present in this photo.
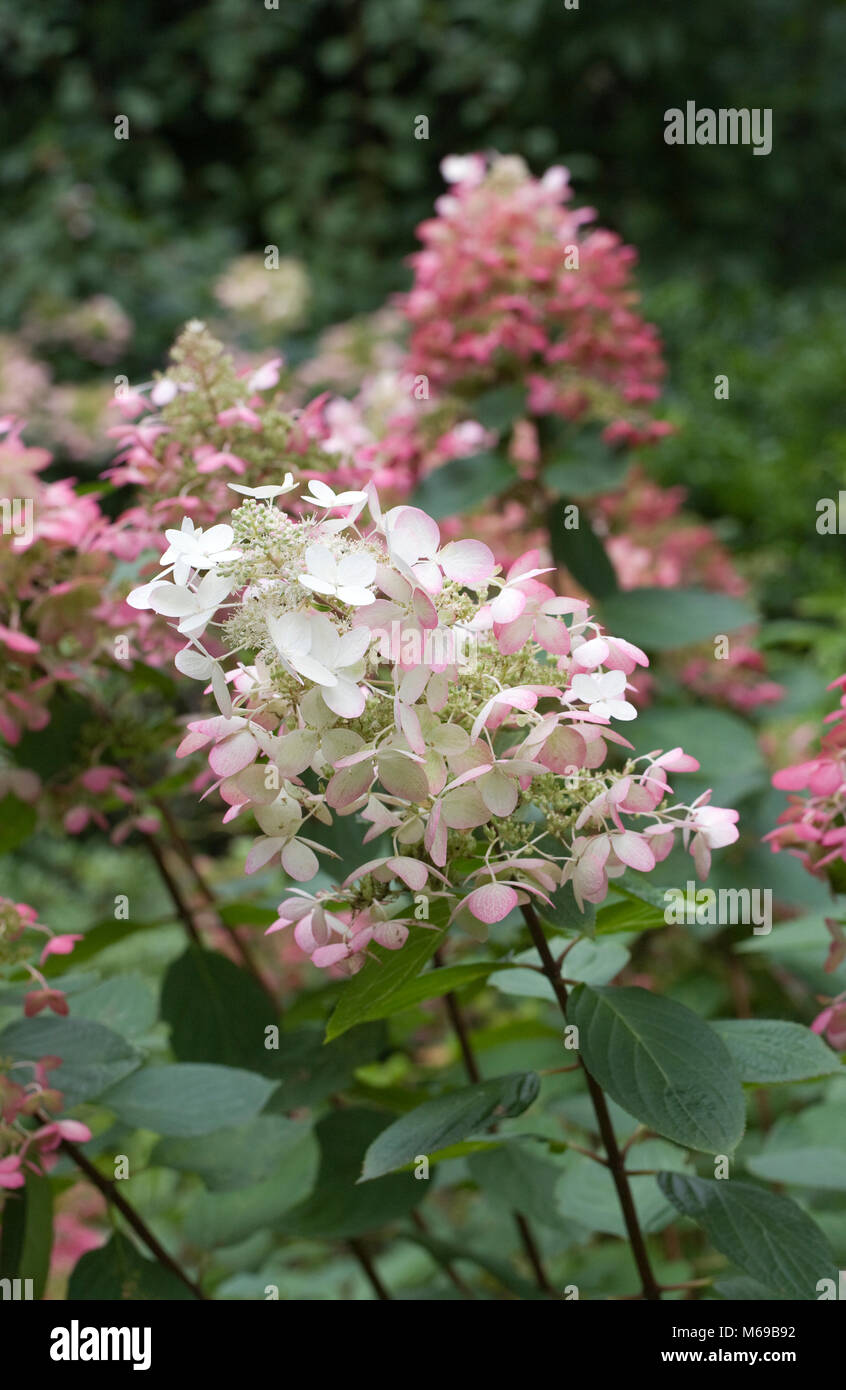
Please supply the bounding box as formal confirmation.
[298,574,336,596]
[202,524,235,553]
[304,544,338,584]
[174,647,213,679]
[291,652,338,687]
[303,479,336,506]
[336,626,372,667]
[149,585,198,618]
[268,610,311,657]
[336,585,375,607]
[322,676,367,718]
[126,579,164,610]
[338,552,377,588]
[211,662,233,716]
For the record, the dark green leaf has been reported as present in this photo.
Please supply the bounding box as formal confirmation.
[360,1073,540,1181]
[70,975,157,1038]
[468,1140,570,1228]
[278,1108,426,1238]
[182,1125,319,1246]
[0,795,37,854]
[548,501,618,598]
[746,1102,846,1190]
[68,1233,195,1300]
[599,587,757,652]
[265,1021,387,1109]
[410,452,517,520]
[153,1115,314,1191]
[658,1173,837,1300]
[325,925,444,1040]
[538,881,595,935]
[0,1171,53,1298]
[161,947,278,1072]
[0,1016,143,1107]
[472,383,528,431]
[545,426,630,498]
[570,985,745,1153]
[102,1064,276,1137]
[711,1019,843,1085]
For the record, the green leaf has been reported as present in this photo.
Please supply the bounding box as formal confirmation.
[11,690,88,779]
[264,1021,388,1109]
[570,985,745,1153]
[558,1140,689,1237]
[612,873,673,911]
[277,1108,426,1238]
[68,1233,195,1300]
[161,947,277,1072]
[713,1274,791,1301]
[102,1064,276,1137]
[40,920,161,975]
[70,975,157,1038]
[0,795,37,854]
[217,902,279,928]
[538,881,595,935]
[472,383,528,431]
[352,960,508,1019]
[404,1228,546,1300]
[0,1016,143,1107]
[153,1115,315,1191]
[711,1019,843,1085]
[325,925,444,1041]
[657,1173,837,1300]
[468,1140,570,1229]
[182,1125,319,1247]
[734,913,840,958]
[0,1171,53,1298]
[548,500,618,598]
[746,1102,846,1190]
[491,938,630,1001]
[600,587,758,651]
[360,1073,540,1181]
[630,705,767,804]
[545,438,630,499]
[595,895,667,935]
[410,452,517,520]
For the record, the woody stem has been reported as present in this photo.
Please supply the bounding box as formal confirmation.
[521,902,662,1301]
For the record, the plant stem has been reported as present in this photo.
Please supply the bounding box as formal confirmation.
[411,1209,475,1298]
[521,903,662,1301]
[152,797,279,1010]
[433,947,556,1297]
[55,1130,206,1299]
[143,833,202,945]
[348,1236,391,1300]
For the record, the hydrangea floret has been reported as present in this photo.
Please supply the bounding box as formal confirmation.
[129,481,739,974]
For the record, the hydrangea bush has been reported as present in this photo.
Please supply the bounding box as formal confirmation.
[1,155,843,1307]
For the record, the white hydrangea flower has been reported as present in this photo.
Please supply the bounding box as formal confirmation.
[159,518,239,584]
[298,544,376,607]
[570,669,637,721]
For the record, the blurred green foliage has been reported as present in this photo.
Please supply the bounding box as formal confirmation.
[646,276,846,614]
[4,0,845,373]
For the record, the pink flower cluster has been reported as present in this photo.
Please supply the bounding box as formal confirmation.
[403,154,670,447]
[0,899,90,1192]
[130,479,738,975]
[766,674,846,877]
[0,419,139,750]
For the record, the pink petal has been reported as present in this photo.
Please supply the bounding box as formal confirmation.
[208,730,258,777]
[439,540,496,587]
[463,883,519,924]
[281,840,320,882]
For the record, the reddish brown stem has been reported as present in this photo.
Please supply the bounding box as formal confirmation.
[521,903,662,1301]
